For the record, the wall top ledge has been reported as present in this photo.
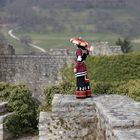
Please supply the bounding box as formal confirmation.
[52,94,140,129]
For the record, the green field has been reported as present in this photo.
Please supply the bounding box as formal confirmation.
[1,26,140,53]
[0,27,42,53]
[1,2,140,53]
[15,30,119,47]
[15,29,140,52]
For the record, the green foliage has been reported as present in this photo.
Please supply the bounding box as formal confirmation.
[0,84,39,137]
[43,79,140,111]
[0,83,14,101]
[93,80,140,101]
[43,52,140,111]
[43,82,75,111]
[115,80,140,101]
[61,63,75,84]
[116,38,133,53]
[86,53,140,82]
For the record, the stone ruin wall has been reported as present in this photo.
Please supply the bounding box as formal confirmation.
[0,54,73,102]
[39,94,140,140]
[92,42,122,56]
[0,42,122,102]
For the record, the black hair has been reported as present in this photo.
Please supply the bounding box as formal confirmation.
[77,45,86,50]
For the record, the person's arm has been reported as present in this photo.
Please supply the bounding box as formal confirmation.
[76,48,82,61]
[74,48,82,73]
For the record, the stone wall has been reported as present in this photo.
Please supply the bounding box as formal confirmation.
[0,55,73,102]
[92,42,122,56]
[39,95,98,140]
[39,94,140,140]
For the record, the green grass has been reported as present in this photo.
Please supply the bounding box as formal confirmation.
[0,27,41,54]
[87,52,140,82]
[1,7,140,53]
[1,26,140,53]
[62,52,140,83]
[0,27,24,53]
[16,29,140,52]
[15,29,121,50]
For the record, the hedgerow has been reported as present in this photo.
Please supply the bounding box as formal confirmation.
[87,52,140,82]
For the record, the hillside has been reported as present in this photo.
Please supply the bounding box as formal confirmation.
[0,0,140,52]
[1,0,140,36]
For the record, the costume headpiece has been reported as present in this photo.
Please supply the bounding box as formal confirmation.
[70,37,94,52]
[70,38,88,47]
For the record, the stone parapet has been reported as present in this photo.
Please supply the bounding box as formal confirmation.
[39,94,140,140]
[94,95,140,140]
[0,55,74,102]
[40,94,97,140]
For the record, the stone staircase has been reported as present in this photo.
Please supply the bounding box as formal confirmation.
[0,102,14,140]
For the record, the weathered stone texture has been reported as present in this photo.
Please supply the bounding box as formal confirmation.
[94,95,140,140]
[0,102,14,140]
[39,94,140,140]
[39,95,98,140]
[113,129,140,140]
[92,42,122,56]
[0,55,73,102]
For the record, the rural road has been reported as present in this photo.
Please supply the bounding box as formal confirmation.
[8,29,47,53]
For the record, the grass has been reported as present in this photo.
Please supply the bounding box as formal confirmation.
[1,6,140,53]
[15,29,140,51]
[0,27,41,54]
[1,26,140,53]
[0,27,24,53]
[15,29,121,50]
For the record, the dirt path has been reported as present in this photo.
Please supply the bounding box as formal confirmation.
[8,29,47,53]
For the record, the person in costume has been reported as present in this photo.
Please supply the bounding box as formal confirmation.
[70,37,93,98]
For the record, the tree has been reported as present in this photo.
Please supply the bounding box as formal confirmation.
[116,38,133,53]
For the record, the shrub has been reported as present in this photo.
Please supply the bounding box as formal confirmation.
[92,81,114,94]
[115,79,140,101]
[5,85,39,137]
[43,79,140,111]
[43,82,75,111]
[86,53,140,82]
[0,83,12,101]
[61,63,75,84]
[92,80,140,101]
[62,53,140,82]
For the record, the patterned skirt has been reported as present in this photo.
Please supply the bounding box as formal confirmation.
[76,75,92,98]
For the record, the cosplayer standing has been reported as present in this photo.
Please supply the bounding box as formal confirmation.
[70,38,93,98]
